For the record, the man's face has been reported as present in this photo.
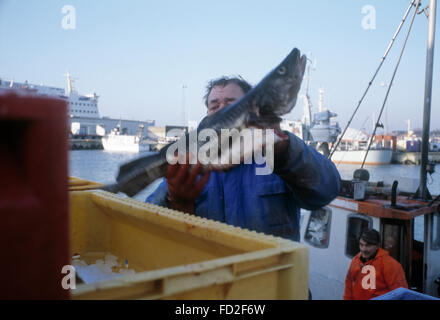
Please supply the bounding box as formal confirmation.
[359,239,378,260]
[207,83,245,115]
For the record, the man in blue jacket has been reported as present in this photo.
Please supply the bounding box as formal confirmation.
[147,76,340,242]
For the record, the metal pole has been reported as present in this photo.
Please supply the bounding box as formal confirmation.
[182,84,187,129]
[361,0,421,169]
[329,0,417,159]
[417,0,436,200]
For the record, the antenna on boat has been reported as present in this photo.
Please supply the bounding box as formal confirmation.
[407,119,412,137]
[318,88,324,112]
[328,0,418,160]
[182,84,187,130]
[360,0,421,169]
[415,0,437,201]
[303,56,315,127]
[64,70,77,94]
[380,81,390,133]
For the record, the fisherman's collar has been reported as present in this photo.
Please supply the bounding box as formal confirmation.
[360,250,378,263]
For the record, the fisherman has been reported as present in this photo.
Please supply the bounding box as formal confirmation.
[146,76,341,242]
[343,228,408,300]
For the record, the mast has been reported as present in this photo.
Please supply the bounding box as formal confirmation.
[182,84,187,130]
[372,112,376,133]
[304,60,313,127]
[66,71,72,94]
[318,88,323,112]
[416,0,437,200]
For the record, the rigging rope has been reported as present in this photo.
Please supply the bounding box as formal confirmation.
[361,0,421,168]
[334,116,370,169]
[328,0,418,159]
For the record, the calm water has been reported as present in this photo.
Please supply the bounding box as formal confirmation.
[69,150,162,202]
[69,150,440,196]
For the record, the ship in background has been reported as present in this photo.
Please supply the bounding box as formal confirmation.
[281,72,342,158]
[0,72,100,118]
[0,73,155,146]
[330,128,395,166]
[281,82,393,166]
[280,53,395,166]
[393,119,440,164]
[302,88,341,157]
[101,122,153,153]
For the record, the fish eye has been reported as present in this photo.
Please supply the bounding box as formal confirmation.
[277,66,286,75]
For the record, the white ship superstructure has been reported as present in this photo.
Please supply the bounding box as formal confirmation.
[0,72,100,118]
[331,148,393,165]
[101,123,152,153]
[286,87,341,157]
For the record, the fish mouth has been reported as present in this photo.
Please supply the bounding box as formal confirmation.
[257,48,307,118]
[277,48,303,81]
[286,48,302,68]
[277,51,307,115]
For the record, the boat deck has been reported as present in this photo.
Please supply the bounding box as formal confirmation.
[331,195,438,220]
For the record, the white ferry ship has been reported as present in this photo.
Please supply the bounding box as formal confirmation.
[0,72,100,118]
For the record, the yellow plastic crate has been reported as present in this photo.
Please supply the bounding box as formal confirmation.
[69,176,103,191]
[69,190,309,299]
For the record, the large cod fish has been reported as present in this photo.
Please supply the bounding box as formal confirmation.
[102,48,307,197]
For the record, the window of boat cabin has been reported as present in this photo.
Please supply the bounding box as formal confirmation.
[304,207,332,248]
[432,212,440,250]
[345,214,372,258]
[381,220,405,263]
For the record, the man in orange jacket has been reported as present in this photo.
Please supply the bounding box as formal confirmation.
[343,229,408,300]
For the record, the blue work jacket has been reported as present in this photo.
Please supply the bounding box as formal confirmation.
[146,132,341,242]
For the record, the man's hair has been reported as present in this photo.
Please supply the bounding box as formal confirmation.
[204,76,252,107]
[360,229,381,245]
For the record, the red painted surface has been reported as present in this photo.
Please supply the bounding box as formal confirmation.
[0,92,69,299]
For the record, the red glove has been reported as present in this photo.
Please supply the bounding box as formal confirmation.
[165,155,210,214]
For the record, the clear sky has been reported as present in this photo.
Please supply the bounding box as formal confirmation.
[1,0,439,132]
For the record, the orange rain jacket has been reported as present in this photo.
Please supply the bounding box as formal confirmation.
[343,247,408,300]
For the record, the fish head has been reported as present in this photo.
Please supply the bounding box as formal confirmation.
[255,48,307,118]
